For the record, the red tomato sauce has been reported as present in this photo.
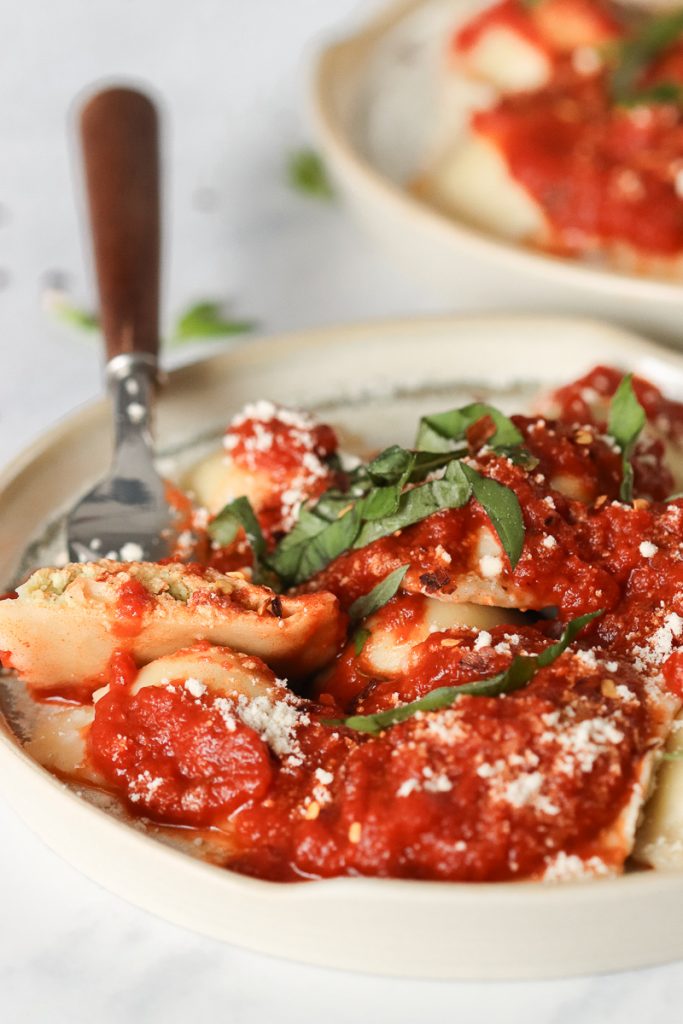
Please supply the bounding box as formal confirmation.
[24,366,683,882]
[455,1,683,258]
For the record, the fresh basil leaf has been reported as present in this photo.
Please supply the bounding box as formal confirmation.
[348,565,410,624]
[327,611,602,735]
[360,484,403,521]
[174,301,255,343]
[45,288,99,331]
[365,446,415,485]
[353,460,472,548]
[607,374,646,502]
[275,504,363,584]
[495,445,540,471]
[208,496,276,587]
[288,149,334,199]
[416,402,523,454]
[610,10,683,105]
[353,628,371,656]
[460,464,525,569]
[620,81,683,106]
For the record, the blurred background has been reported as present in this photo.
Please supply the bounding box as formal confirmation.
[0,0,448,468]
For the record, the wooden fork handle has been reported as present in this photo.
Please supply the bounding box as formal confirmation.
[80,87,161,364]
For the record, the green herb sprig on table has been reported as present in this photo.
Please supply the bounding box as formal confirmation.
[287,149,335,200]
[173,301,256,343]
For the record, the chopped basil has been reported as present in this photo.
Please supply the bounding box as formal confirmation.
[268,504,363,584]
[268,449,476,586]
[215,404,527,588]
[174,301,256,343]
[460,464,525,569]
[327,611,602,736]
[416,402,523,454]
[353,460,473,549]
[288,149,335,200]
[353,628,371,656]
[348,565,410,624]
[610,10,683,107]
[208,496,276,587]
[666,492,683,503]
[607,374,646,502]
[662,750,683,762]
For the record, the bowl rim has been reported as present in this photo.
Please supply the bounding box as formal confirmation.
[5,312,683,977]
[310,0,683,306]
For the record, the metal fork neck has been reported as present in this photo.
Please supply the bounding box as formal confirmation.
[106,352,157,453]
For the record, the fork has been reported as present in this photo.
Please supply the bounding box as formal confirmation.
[67,86,178,563]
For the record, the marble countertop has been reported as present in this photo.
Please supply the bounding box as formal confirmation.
[2,1,683,1019]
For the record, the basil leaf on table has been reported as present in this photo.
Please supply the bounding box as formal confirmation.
[288,149,335,200]
[326,611,602,736]
[607,374,646,502]
[174,301,255,342]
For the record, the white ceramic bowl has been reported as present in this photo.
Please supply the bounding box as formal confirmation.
[3,315,683,980]
[312,0,683,347]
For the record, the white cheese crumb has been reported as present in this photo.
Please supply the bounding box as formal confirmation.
[397,778,420,797]
[479,554,503,578]
[119,541,144,562]
[473,630,492,651]
[543,852,611,882]
[236,693,309,764]
[435,544,452,564]
[633,612,683,669]
[314,768,333,786]
[501,771,543,808]
[542,535,557,549]
[639,541,658,558]
[184,677,206,698]
[423,772,453,793]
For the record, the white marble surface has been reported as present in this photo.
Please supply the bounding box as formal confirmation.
[2,1,683,1020]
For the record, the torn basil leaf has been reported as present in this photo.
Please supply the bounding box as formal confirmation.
[607,374,646,502]
[416,402,523,454]
[348,564,410,624]
[174,301,255,342]
[610,10,683,106]
[208,496,276,587]
[460,464,525,569]
[327,611,602,736]
[353,460,472,549]
[353,628,371,656]
[288,149,335,199]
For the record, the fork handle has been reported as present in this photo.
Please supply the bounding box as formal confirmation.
[80,87,161,365]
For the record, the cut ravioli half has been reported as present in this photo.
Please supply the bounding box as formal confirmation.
[0,560,344,687]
